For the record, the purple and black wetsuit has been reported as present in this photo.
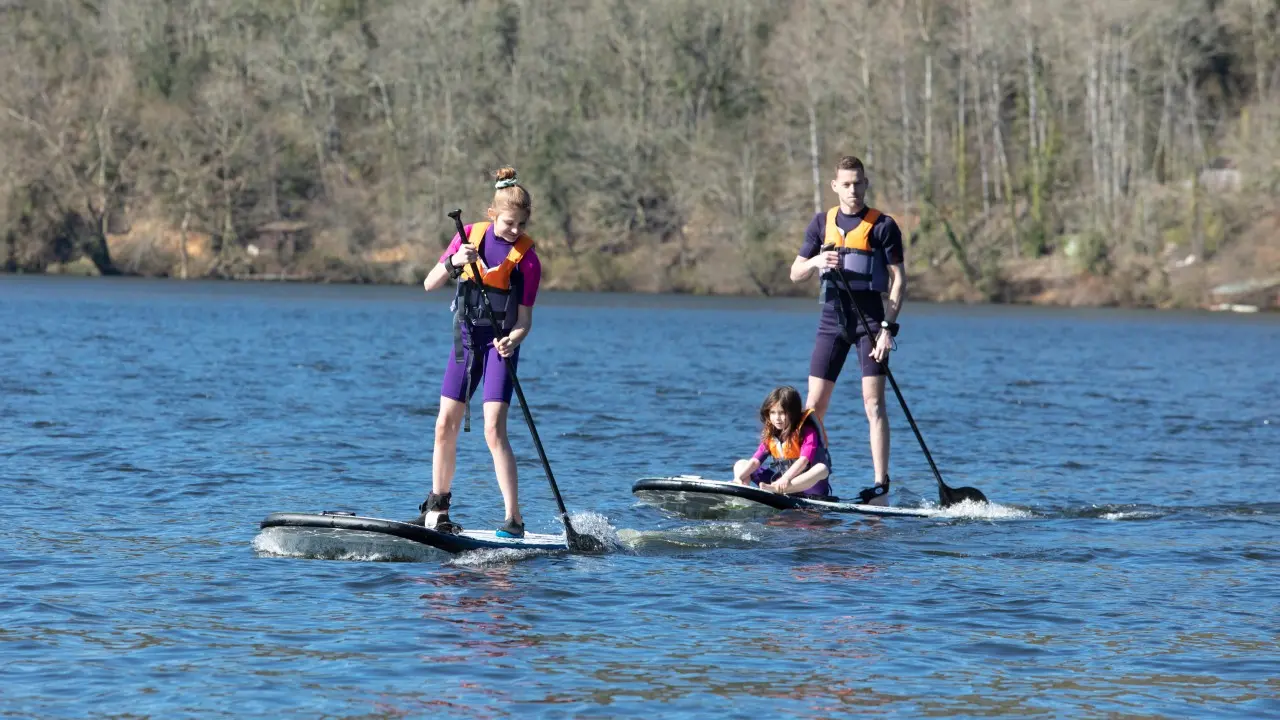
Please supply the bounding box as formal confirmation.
[748,419,834,498]
[799,208,904,381]
[439,224,541,405]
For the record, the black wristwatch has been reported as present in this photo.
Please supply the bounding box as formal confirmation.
[444,256,464,280]
[880,320,900,337]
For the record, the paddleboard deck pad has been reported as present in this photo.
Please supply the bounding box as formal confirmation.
[260,511,568,554]
[633,476,937,518]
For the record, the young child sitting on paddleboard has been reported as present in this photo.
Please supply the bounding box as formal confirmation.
[733,386,834,500]
[418,166,541,539]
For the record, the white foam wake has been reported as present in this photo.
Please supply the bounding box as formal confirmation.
[617,521,764,551]
[1099,510,1164,521]
[446,547,561,567]
[929,498,1034,520]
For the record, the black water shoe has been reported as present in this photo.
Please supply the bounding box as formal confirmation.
[855,478,891,505]
[418,492,464,535]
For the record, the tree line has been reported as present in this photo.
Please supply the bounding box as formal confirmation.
[2,0,1277,304]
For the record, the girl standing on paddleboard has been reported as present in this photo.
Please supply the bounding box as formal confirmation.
[419,167,541,538]
[733,386,835,500]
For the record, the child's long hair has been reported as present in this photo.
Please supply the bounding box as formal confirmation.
[488,166,532,218]
[759,386,805,446]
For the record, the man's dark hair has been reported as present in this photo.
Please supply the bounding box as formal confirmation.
[834,155,865,174]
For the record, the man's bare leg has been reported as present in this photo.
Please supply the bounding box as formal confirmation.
[805,375,836,422]
[862,375,889,486]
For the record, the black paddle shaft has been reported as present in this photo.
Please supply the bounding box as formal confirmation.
[447,210,594,548]
[820,247,987,507]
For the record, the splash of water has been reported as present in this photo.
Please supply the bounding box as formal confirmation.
[930,498,1034,521]
[565,510,631,554]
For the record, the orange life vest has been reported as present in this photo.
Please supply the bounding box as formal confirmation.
[823,207,881,252]
[767,409,830,464]
[459,221,534,290]
[451,220,535,351]
[820,206,889,294]
[448,222,536,433]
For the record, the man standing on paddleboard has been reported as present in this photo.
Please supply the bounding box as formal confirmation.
[789,155,906,505]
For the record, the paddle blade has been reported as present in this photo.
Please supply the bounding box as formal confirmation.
[567,528,607,554]
[939,484,988,507]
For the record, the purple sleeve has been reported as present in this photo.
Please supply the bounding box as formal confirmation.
[438,225,469,264]
[799,424,822,463]
[518,248,541,306]
[797,212,825,258]
[752,443,769,463]
[878,215,904,265]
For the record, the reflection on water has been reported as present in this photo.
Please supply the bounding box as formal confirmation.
[790,563,881,582]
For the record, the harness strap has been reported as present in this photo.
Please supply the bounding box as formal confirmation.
[453,312,466,364]
[450,294,473,433]
[463,347,472,433]
[833,285,854,343]
[462,334,488,434]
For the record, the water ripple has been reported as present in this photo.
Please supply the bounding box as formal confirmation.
[1,277,1277,719]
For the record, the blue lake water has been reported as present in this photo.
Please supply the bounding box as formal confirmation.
[2,275,1278,718]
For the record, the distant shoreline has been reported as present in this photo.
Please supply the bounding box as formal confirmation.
[9,266,1276,315]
